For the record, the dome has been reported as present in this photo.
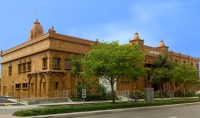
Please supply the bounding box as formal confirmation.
[133,32,140,40]
[158,40,165,47]
[28,19,44,41]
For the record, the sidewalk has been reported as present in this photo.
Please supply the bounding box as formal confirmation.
[1,97,199,118]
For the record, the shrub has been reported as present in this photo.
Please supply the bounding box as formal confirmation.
[185,89,195,97]
[13,99,200,117]
[135,91,144,99]
[154,92,161,98]
[175,89,183,97]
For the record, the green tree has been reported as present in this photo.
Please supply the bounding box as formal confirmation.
[68,54,84,98]
[150,67,172,100]
[81,41,146,104]
[171,63,199,98]
[76,77,97,98]
[152,54,177,70]
[150,54,178,93]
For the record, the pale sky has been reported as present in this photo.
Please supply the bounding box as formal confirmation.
[1,0,200,77]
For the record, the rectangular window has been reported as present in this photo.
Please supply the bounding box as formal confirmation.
[54,58,60,68]
[8,66,12,75]
[22,63,26,72]
[22,83,28,89]
[15,84,21,89]
[66,59,70,69]
[55,82,59,89]
[27,62,31,72]
[18,64,21,74]
[42,58,47,68]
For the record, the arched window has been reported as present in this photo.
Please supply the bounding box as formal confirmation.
[18,61,22,74]
[27,58,31,72]
[22,59,26,73]
[42,54,47,69]
[65,55,70,69]
[53,53,61,69]
[8,63,12,75]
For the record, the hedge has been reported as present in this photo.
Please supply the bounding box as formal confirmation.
[13,99,200,117]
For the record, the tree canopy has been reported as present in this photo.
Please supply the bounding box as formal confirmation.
[150,67,172,100]
[150,54,178,99]
[81,41,146,103]
[172,63,199,85]
[171,63,199,98]
[152,54,177,70]
[68,54,84,98]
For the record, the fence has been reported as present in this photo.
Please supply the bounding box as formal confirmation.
[116,90,130,98]
[7,90,70,101]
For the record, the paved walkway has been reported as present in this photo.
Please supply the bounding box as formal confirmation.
[1,97,199,118]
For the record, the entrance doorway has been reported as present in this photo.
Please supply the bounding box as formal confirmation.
[3,86,7,96]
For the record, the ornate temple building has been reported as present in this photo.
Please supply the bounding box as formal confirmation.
[0,20,97,98]
[117,33,200,92]
[0,20,199,98]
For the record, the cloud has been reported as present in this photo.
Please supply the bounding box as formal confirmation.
[131,1,182,22]
[66,1,184,48]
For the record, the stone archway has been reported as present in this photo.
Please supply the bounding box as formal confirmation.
[28,75,36,98]
[39,73,47,98]
[50,73,64,97]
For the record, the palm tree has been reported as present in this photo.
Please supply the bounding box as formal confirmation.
[152,54,178,70]
[152,55,169,69]
[68,54,84,98]
[151,54,178,98]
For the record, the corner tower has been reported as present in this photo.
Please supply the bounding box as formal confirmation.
[157,40,169,55]
[28,19,44,41]
[129,32,144,51]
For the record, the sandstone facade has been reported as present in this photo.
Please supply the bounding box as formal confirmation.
[0,20,199,98]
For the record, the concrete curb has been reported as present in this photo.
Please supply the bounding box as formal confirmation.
[26,102,200,118]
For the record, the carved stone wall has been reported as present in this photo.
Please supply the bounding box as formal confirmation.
[2,40,50,63]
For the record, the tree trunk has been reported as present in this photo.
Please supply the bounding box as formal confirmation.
[132,81,136,95]
[184,84,186,99]
[160,84,163,100]
[75,76,78,99]
[110,78,115,104]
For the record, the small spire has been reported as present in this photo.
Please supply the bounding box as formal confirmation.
[34,19,40,24]
[158,40,165,47]
[133,32,140,40]
[0,50,3,56]
[48,26,56,33]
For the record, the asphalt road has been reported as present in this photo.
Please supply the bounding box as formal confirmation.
[72,104,200,118]
[0,96,23,106]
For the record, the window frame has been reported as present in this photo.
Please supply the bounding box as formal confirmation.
[55,82,59,89]
[22,83,28,89]
[54,58,61,69]
[8,64,12,75]
[65,59,71,69]
[15,84,21,89]
[18,63,22,74]
[22,62,26,73]
[42,57,47,69]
